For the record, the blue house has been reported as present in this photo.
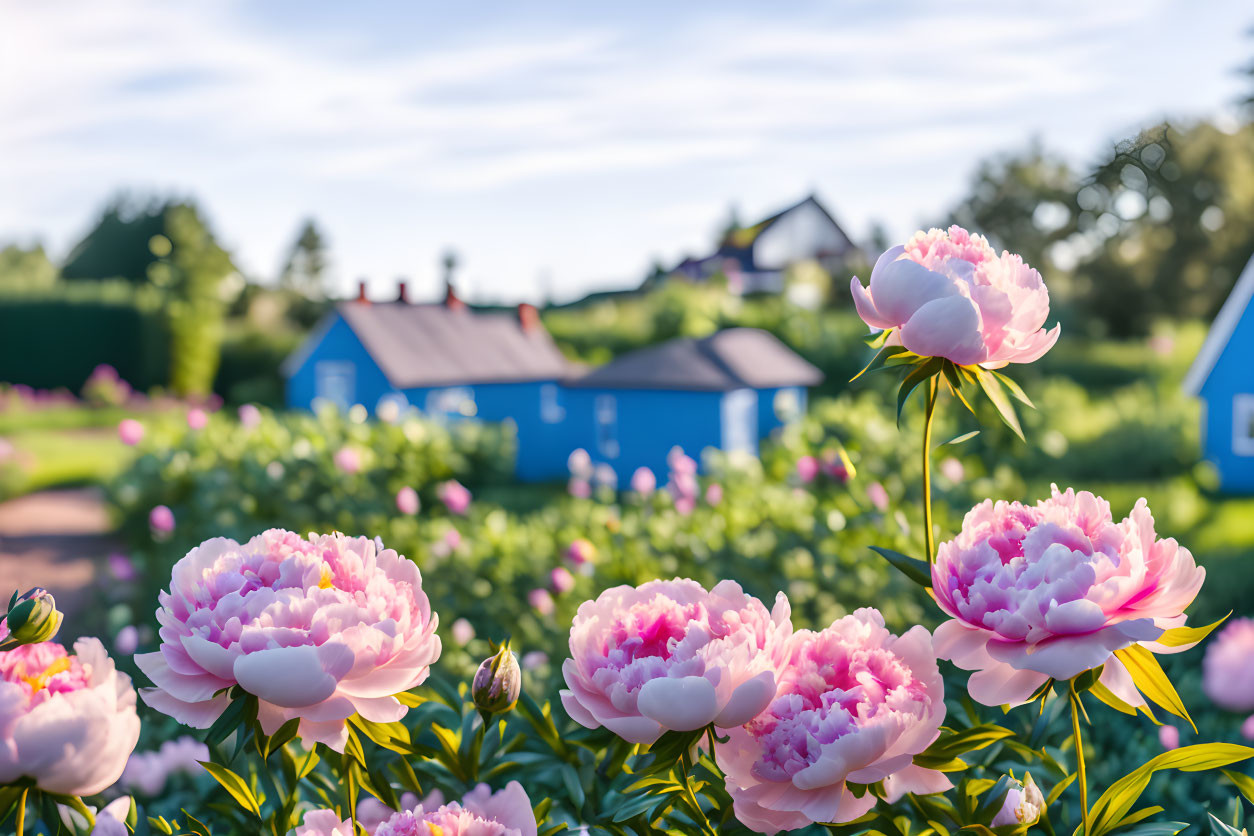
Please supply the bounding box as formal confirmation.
[283,285,822,482]
[1184,255,1254,492]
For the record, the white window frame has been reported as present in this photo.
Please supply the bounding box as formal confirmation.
[314,361,355,409]
[721,388,758,454]
[1233,395,1254,456]
[426,387,477,418]
[540,383,565,424]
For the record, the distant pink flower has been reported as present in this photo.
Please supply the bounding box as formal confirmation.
[135,530,441,752]
[109,552,138,581]
[1203,617,1254,713]
[1159,725,1180,750]
[528,588,554,616]
[451,618,475,647]
[568,477,592,499]
[238,404,262,427]
[940,456,965,483]
[718,609,948,831]
[521,651,548,670]
[565,538,596,566]
[550,567,575,595]
[674,496,696,515]
[440,480,472,515]
[933,487,1205,707]
[115,625,139,655]
[594,463,618,489]
[561,579,790,744]
[867,481,889,511]
[444,529,462,551]
[122,735,208,796]
[630,467,656,495]
[796,455,820,484]
[0,638,140,795]
[851,225,1059,368]
[396,486,420,515]
[567,448,593,479]
[668,446,697,475]
[705,483,723,505]
[334,446,363,474]
[149,505,175,536]
[298,781,536,836]
[118,418,144,446]
[186,408,208,430]
[1243,715,1254,742]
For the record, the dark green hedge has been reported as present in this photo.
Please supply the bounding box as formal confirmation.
[0,283,168,390]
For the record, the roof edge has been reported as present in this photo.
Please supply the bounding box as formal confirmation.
[280,311,341,379]
[1183,254,1254,396]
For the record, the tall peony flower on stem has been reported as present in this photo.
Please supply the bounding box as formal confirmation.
[561,579,790,744]
[135,529,441,751]
[0,638,141,795]
[296,781,537,836]
[717,609,948,832]
[932,486,1205,708]
[851,226,1059,369]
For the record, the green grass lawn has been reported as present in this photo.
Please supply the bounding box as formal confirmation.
[4,427,134,495]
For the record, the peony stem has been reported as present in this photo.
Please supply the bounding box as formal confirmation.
[15,786,26,836]
[922,375,940,564]
[1070,689,1090,836]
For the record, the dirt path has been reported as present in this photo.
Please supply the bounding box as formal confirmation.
[0,487,118,634]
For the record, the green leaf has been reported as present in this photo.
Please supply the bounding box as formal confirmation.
[896,357,943,425]
[1221,769,1254,806]
[181,808,213,836]
[1106,824,1187,836]
[972,367,1024,441]
[199,760,262,819]
[1088,681,1139,717]
[941,429,980,447]
[989,369,1035,409]
[851,343,909,382]
[1155,613,1229,648]
[204,696,249,747]
[148,816,176,835]
[1208,813,1249,836]
[349,715,413,755]
[1114,645,1197,733]
[1072,665,1105,694]
[869,547,931,588]
[262,718,300,760]
[343,725,368,768]
[865,328,893,349]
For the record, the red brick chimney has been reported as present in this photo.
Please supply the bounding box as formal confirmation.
[396,280,408,304]
[445,281,465,311]
[517,302,540,331]
[356,280,369,303]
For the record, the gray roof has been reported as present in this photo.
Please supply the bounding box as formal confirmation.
[292,302,571,388]
[568,328,823,391]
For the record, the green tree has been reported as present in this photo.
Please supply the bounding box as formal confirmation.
[0,244,58,288]
[279,219,329,298]
[62,196,172,282]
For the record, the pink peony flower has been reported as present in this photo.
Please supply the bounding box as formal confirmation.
[718,609,948,832]
[940,456,965,484]
[528,588,555,616]
[1243,714,1254,741]
[668,446,697,475]
[118,418,145,446]
[451,618,476,647]
[334,446,363,474]
[238,404,262,427]
[298,781,536,836]
[867,481,889,511]
[550,567,575,595]
[990,774,1044,827]
[705,483,723,506]
[796,455,820,484]
[440,480,472,515]
[561,579,790,744]
[186,408,208,430]
[521,651,548,670]
[851,225,1060,368]
[674,495,696,515]
[135,530,441,751]
[1203,618,1254,714]
[630,467,657,495]
[91,797,133,836]
[122,735,208,796]
[594,463,618,490]
[149,505,175,536]
[1159,724,1180,750]
[565,538,596,566]
[0,638,140,795]
[115,624,139,655]
[567,448,593,479]
[933,487,1205,706]
[568,477,592,499]
[396,486,421,516]
[109,552,138,582]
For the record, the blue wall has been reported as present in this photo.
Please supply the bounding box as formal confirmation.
[1200,306,1254,492]
[286,316,397,412]
[756,386,807,436]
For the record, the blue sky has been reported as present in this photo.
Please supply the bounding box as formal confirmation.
[2,1,1250,303]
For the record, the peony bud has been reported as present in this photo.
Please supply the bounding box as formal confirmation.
[472,643,521,716]
[1,588,64,649]
[991,773,1044,827]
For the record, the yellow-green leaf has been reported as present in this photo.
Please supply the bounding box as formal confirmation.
[1221,768,1254,805]
[1155,613,1230,648]
[1115,645,1196,732]
[199,760,262,818]
[1088,680,1139,716]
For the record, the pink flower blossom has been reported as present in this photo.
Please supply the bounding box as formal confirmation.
[90,797,133,836]
[990,774,1044,827]
[668,446,697,475]
[568,477,592,499]
[334,446,363,474]
[940,456,965,483]
[118,419,145,446]
[528,588,555,616]
[565,539,596,566]
[0,638,140,795]
[561,579,790,744]
[867,481,889,511]
[396,486,420,515]
[109,552,138,581]
[298,781,536,836]
[796,455,820,484]
[550,567,575,595]
[149,505,175,536]
[1159,725,1180,750]
[630,467,657,495]
[933,487,1205,707]
[705,483,723,505]
[567,448,593,479]
[440,480,472,515]
[851,225,1060,368]
[1243,715,1254,741]
[594,463,618,489]
[1203,617,1254,713]
[451,618,476,647]
[717,609,948,832]
[122,735,209,796]
[444,529,462,551]
[135,530,441,752]
[115,625,139,655]
[674,496,696,515]
[521,651,548,670]
[238,404,262,427]
[186,408,208,430]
